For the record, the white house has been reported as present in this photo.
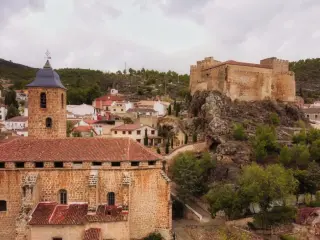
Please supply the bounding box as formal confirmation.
[67,104,96,118]
[0,104,7,121]
[136,100,169,116]
[73,119,103,136]
[5,116,28,130]
[110,123,162,146]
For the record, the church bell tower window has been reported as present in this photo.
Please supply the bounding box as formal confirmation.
[46,117,52,128]
[40,92,46,108]
[61,93,64,109]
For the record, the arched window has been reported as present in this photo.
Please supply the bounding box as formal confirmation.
[46,117,52,128]
[59,190,67,204]
[107,192,115,206]
[61,93,64,109]
[0,200,7,211]
[40,92,46,108]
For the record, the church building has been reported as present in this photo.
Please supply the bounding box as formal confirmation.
[0,60,172,240]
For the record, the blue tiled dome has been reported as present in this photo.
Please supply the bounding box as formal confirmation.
[26,60,66,89]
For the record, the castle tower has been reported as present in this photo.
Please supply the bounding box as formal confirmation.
[26,58,67,139]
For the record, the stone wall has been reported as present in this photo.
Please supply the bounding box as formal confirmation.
[0,165,171,240]
[28,87,66,139]
[190,57,296,102]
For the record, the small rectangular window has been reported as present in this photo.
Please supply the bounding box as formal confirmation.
[0,162,4,168]
[122,131,126,134]
[148,161,156,166]
[0,200,7,212]
[92,162,102,166]
[52,238,62,240]
[54,162,63,168]
[137,130,141,135]
[114,131,117,134]
[15,162,25,168]
[111,162,120,167]
[35,162,44,168]
[151,130,155,134]
[128,131,132,135]
[137,139,141,143]
[131,161,139,167]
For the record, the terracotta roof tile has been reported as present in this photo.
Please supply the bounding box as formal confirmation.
[83,228,101,240]
[0,138,161,162]
[29,203,127,225]
[5,116,28,122]
[72,125,96,133]
[111,123,142,131]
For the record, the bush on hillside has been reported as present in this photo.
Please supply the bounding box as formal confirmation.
[232,123,247,141]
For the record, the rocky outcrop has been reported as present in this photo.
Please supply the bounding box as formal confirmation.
[185,90,307,181]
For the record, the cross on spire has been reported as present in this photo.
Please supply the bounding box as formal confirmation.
[45,50,51,60]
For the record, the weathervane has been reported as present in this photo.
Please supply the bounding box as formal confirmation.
[45,50,51,60]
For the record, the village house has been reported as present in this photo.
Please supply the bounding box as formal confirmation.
[0,59,172,240]
[92,90,125,114]
[0,104,7,121]
[111,123,162,146]
[127,107,159,118]
[136,100,169,116]
[67,104,96,119]
[110,101,134,116]
[4,116,28,131]
[15,89,28,101]
[302,108,320,123]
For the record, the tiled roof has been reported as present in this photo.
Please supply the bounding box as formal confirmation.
[29,203,127,225]
[72,125,95,133]
[95,95,124,102]
[111,123,141,131]
[5,116,28,122]
[127,108,156,113]
[203,60,273,71]
[0,138,161,162]
[302,108,320,114]
[83,228,101,240]
[84,119,98,125]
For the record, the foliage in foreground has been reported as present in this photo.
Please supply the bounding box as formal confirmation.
[171,151,216,200]
[143,232,163,240]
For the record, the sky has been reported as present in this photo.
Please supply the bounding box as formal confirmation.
[0,0,319,74]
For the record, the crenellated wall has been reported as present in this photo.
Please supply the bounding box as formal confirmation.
[190,56,296,102]
[0,162,171,240]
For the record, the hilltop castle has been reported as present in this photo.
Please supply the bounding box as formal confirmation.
[0,60,172,240]
[190,57,296,102]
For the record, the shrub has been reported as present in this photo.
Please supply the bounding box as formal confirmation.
[269,112,280,126]
[156,147,161,154]
[310,139,320,162]
[292,131,307,144]
[279,146,292,167]
[280,235,297,240]
[192,133,197,143]
[307,128,320,144]
[144,232,163,240]
[232,123,247,141]
[252,206,297,229]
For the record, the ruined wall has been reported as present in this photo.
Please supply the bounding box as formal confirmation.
[201,66,225,93]
[226,65,273,101]
[0,163,171,240]
[28,87,66,139]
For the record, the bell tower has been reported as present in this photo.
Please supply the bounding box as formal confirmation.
[27,52,67,139]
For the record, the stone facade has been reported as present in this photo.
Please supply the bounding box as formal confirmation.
[190,57,296,102]
[28,87,66,138]
[0,162,171,240]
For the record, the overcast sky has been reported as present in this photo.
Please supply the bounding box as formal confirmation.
[0,0,319,73]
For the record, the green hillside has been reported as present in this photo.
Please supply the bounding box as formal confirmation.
[0,58,190,104]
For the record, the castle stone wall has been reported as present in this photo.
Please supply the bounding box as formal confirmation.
[190,57,296,102]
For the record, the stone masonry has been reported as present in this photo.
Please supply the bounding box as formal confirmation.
[190,57,296,102]
[28,87,66,139]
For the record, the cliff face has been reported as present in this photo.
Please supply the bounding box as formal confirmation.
[185,91,306,181]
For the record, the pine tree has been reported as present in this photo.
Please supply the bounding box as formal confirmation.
[171,137,174,149]
[165,139,170,154]
[6,104,20,120]
[157,147,161,154]
[168,105,172,115]
[184,134,188,144]
[173,99,177,111]
[175,103,180,117]
[144,129,148,146]
[193,133,197,143]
